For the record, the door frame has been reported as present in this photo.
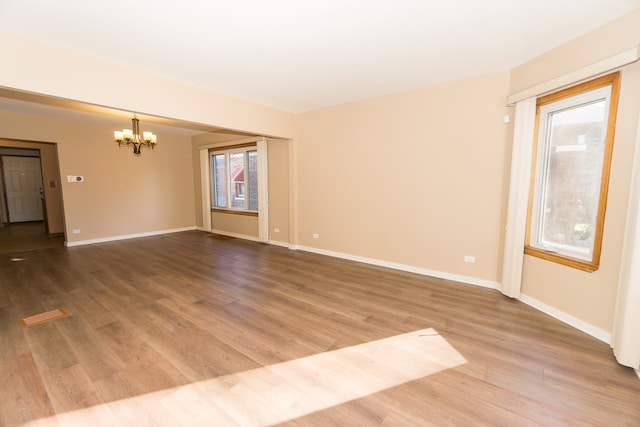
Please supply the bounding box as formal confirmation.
[0,139,65,236]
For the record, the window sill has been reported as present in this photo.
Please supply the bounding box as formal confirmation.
[212,208,258,217]
[524,246,598,272]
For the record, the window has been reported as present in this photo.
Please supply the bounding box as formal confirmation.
[211,145,259,213]
[525,73,620,272]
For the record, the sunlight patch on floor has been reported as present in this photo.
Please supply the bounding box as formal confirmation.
[26,328,466,426]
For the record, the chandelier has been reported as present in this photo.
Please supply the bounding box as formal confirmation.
[113,115,157,155]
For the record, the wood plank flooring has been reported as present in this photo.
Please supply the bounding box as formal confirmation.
[0,222,64,254]
[0,230,639,426]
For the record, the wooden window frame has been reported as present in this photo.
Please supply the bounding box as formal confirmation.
[524,72,620,272]
[210,143,259,214]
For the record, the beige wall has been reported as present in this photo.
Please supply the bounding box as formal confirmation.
[211,212,258,238]
[510,9,640,96]
[267,139,290,244]
[514,13,640,332]
[294,73,513,283]
[0,110,196,243]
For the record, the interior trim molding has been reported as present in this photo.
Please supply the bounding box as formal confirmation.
[519,294,611,344]
[64,226,197,247]
[268,239,290,248]
[209,229,261,242]
[67,227,614,348]
[197,136,267,151]
[293,245,499,290]
[201,228,290,248]
[507,45,640,105]
[293,243,612,345]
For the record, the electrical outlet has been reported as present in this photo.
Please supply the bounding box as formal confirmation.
[72,229,81,234]
[464,255,476,263]
[312,233,320,239]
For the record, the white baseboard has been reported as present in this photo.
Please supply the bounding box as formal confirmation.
[210,229,261,242]
[292,245,499,290]
[67,230,613,347]
[194,228,288,246]
[291,245,612,345]
[518,294,611,344]
[65,226,197,247]
[269,239,291,248]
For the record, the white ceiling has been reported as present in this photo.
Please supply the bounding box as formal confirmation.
[0,0,639,116]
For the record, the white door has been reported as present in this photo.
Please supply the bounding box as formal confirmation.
[2,156,44,222]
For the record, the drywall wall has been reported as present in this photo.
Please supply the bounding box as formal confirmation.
[211,211,258,238]
[0,110,196,243]
[294,72,513,284]
[510,8,640,97]
[267,139,290,245]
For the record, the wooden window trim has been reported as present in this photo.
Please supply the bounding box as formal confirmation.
[210,146,259,213]
[209,142,256,153]
[524,72,620,272]
[212,208,258,217]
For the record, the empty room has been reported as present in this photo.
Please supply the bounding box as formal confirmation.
[1,1,640,425]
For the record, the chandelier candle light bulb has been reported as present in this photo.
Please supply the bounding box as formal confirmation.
[113,115,157,155]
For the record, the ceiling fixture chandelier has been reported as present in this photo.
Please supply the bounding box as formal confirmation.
[113,115,157,155]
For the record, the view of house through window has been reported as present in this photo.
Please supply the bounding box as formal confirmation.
[211,146,258,212]
[525,73,619,272]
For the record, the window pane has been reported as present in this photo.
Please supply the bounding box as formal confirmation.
[212,154,226,208]
[229,152,246,208]
[211,147,260,213]
[539,100,606,258]
[526,73,618,270]
[247,150,258,211]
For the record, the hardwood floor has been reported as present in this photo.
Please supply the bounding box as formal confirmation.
[0,222,64,254]
[1,230,639,426]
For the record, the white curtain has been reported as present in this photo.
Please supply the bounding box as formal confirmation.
[612,113,640,369]
[200,148,212,232]
[257,139,269,242]
[500,97,536,298]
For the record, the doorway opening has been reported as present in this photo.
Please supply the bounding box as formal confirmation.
[0,141,65,253]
